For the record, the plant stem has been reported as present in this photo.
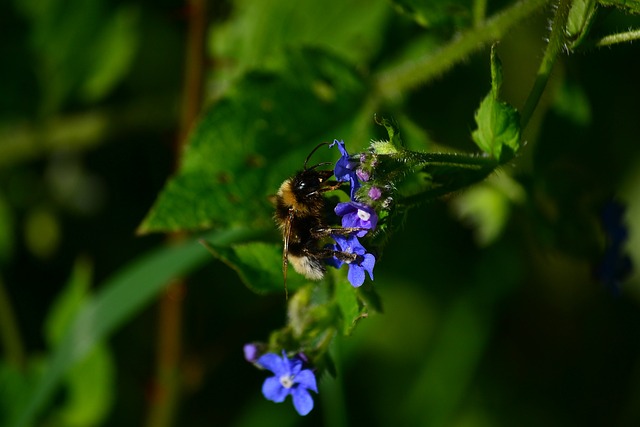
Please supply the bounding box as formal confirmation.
[146,1,207,427]
[594,28,640,47]
[520,0,572,130]
[473,0,488,27]
[374,0,550,99]
[0,275,25,370]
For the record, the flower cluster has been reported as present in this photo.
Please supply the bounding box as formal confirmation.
[328,139,379,287]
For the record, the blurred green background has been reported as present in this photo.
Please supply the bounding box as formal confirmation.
[2,0,640,426]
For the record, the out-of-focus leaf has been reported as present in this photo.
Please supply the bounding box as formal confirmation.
[10,229,255,427]
[0,361,43,427]
[453,183,510,246]
[471,48,520,162]
[390,0,472,28]
[139,49,366,234]
[44,258,93,345]
[597,0,640,13]
[44,258,114,427]
[81,6,139,101]
[552,81,592,126]
[14,0,139,111]
[53,345,114,427]
[210,0,389,78]
[0,193,14,263]
[24,207,60,259]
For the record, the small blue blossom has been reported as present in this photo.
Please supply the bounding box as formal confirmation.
[243,343,264,363]
[335,201,378,237]
[257,351,318,416]
[328,235,375,287]
[329,139,361,199]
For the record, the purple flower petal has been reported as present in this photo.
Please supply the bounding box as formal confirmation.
[258,353,287,375]
[334,201,378,237]
[368,187,382,200]
[329,139,361,199]
[294,369,318,393]
[347,264,366,287]
[243,343,261,363]
[262,377,288,403]
[361,253,376,281]
[291,387,314,416]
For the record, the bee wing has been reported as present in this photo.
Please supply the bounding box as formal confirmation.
[282,209,294,299]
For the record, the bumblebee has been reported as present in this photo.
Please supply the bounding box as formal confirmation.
[274,144,360,295]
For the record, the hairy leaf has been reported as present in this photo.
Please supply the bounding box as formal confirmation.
[139,49,366,234]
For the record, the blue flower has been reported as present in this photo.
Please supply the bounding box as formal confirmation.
[335,201,378,237]
[328,235,375,287]
[330,139,361,199]
[257,351,318,416]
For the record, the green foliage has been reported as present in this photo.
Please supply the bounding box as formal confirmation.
[211,0,389,76]
[12,235,217,427]
[390,0,472,28]
[14,0,139,112]
[598,0,640,13]
[3,0,640,425]
[0,193,14,263]
[201,240,307,294]
[139,49,366,234]
[44,258,114,427]
[552,80,592,126]
[566,0,597,48]
[471,47,521,162]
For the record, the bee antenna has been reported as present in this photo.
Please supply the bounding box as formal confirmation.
[306,161,333,171]
[304,142,330,170]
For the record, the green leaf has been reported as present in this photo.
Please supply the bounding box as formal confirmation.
[139,49,366,234]
[210,0,389,76]
[489,45,503,97]
[566,0,597,48]
[53,344,114,427]
[10,230,250,427]
[81,6,139,101]
[471,48,520,162]
[597,0,640,13]
[0,361,42,426]
[44,258,93,345]
[15,0,140,111]
[390,0,472,28]
[44,258,114,427]
[552,81,592,126]
[471,96,520,161]
[201,240,308,294]
[335,280,367,336]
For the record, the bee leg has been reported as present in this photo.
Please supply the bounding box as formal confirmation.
[304,247,359,263]
[310,227,366,238]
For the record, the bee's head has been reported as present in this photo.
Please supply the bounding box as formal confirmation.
[292,168,333,198]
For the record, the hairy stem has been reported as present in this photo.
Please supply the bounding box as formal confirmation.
[594,28,640,47]
[520,0,572,129]
[374,0,550,99]
[473,0,488,27]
